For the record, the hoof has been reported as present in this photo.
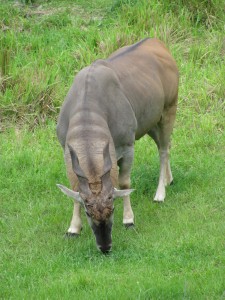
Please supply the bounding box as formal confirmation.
[65,232,80,238]
[170,180,174,186]
[153,199,164,203]
[154,194,165,202]
[124,223,135,229]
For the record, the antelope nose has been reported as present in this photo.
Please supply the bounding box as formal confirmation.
[99,244,112,254]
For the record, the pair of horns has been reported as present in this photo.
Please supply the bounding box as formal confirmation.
[68,142,112,192]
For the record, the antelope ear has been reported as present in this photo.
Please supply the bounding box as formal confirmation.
[113,188,135,198]
[57,184,84,204]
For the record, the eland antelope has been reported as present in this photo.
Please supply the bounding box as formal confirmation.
[56,38,179,253]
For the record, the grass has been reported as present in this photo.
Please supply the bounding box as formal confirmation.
[0,0,225,299]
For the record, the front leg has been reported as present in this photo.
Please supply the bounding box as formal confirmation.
[67,201,82,236]
[118,146,134,227]
[64,147,82,236]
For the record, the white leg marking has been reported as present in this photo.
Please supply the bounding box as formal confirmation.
[67,201,82,234]
[123,195,134,224]
[118,145,135,225]
[166,159,173,186]
[154,150,168,202]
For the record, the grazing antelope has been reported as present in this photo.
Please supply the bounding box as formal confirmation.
[57,38,179,253]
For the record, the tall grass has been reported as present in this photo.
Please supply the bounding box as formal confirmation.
[0,0,224,127]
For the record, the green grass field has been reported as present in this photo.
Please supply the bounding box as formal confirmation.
[0,0,225,299]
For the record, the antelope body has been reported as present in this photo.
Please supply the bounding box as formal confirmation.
[57,38,179,253]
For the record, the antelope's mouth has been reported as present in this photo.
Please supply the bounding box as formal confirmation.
[98,244,112,254]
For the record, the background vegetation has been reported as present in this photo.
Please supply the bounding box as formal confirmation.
[0,0,224,299]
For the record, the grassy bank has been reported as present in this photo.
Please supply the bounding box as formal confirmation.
[1,0,224,126]
[0,0,224,299]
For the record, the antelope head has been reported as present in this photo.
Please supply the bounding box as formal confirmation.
[57,143,133,253]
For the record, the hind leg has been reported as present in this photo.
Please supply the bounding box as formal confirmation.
[148,105,177,202]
